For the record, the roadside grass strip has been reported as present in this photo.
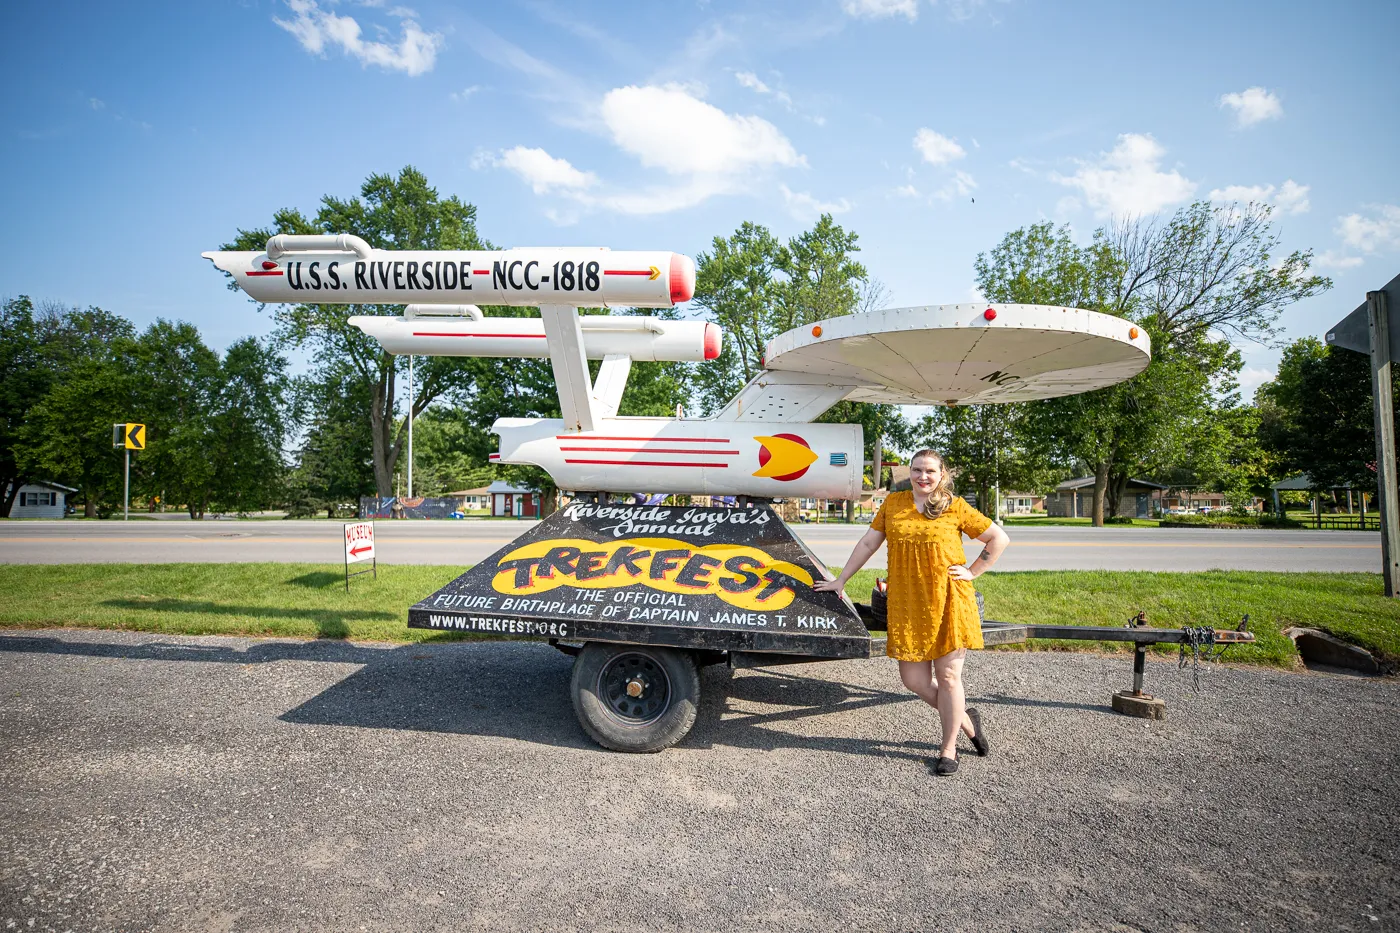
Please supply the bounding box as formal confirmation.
[0,564,1395,669]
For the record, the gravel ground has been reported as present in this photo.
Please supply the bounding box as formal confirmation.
[1,629,1396,933]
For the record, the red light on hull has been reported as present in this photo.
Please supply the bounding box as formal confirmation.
[703,322,722,360]
[670,253,695,304]
[983,308,997,321]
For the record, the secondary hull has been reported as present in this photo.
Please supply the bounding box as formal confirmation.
[493,417,863,499]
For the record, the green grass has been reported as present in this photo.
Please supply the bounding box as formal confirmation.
[0,564,468,643]
[1,564,1395,670]
[841,568,1400,668]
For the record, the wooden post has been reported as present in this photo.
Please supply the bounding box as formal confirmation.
[1368,289,1400,596]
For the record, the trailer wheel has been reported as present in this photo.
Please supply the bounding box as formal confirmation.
[570,643,700,753]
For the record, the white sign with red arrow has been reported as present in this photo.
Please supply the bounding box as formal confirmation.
[344,521,375,564]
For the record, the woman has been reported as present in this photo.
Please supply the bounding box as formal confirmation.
[814,449,1010,776]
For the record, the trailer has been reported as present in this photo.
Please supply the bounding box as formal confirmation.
[410,500,1255,751]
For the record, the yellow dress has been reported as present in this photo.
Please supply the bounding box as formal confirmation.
[872,492,993,661]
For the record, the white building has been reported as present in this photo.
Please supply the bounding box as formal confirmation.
[6,481,76,519]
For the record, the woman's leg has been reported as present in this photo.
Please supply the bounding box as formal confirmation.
[898,660,938,708]
[899,658,975,745]
[932,648,969,758]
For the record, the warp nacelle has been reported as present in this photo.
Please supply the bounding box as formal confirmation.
[351,314,721,362]
[491,418,863,500]
[202,235,695,308]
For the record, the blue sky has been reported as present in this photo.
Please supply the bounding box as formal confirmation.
[3,0,1397,396]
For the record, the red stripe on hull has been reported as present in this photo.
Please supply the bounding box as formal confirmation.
[563,459,729,468]
[244,271,284,277]
[558,447,739,454]
[410,333,546,338]
[554,436,731,443]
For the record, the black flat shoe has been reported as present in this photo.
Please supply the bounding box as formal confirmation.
[966,707,990,757]
[934,755,959,776]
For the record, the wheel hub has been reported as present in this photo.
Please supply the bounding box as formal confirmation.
[599,653,671,724]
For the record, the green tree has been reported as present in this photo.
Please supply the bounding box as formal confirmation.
[222,166,485,496]
[204,338,289,514]
[975,203,1329,525]
[691,221,790,414]
[1,298,135,515]
[1256,336,1395,495]
[19,339,137,517]
[690,215,906,466]
[285,363,377,518]
[129,320,222,517]
[917,404,1057,517]
[0,297,46,514]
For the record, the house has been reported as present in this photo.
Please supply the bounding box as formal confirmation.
[6,481,76,519]
[1000,491,1045,515]
[446,486,492,511]
[1046,477,1166,519]
[487,480,540,518]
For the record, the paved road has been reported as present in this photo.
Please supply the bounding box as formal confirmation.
[1,629,1395,932]
[0,519,1382,572]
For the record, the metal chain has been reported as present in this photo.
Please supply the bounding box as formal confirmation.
[1178,625,1231,691]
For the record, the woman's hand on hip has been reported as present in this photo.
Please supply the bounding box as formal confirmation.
[947,564,975,581]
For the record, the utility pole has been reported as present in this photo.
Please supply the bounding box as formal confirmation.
[1368,289,1399,595]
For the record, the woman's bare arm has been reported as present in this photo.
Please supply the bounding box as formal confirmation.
[812,527,886,592]
[948,524,1010,581]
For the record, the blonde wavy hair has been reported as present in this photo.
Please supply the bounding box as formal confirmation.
[909,448,955,520]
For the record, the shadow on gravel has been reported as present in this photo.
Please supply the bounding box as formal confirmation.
[0,634,1107,755]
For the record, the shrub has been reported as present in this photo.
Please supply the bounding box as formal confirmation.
[1104,514,1136,525]
[1159,513,1304,529]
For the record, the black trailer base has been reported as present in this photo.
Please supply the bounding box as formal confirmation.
[408,504,1254,750]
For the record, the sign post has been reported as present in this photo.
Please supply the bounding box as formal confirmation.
[1326,272,1400,597]
[344,521,377,592]
[112,423,145,521]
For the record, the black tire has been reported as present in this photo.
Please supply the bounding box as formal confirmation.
[570,643,700,753]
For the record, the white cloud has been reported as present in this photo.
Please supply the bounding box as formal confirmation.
[495,147,597,194]
[600,84,803,175]
[1053,133,1196,218]
[843,0,919,21]
[1237,366,1276,396]
[1337,204,1400,254]
[943,0,987,22]
[913,128,965,165]
[88,98,104,110]
[1054,196,1082,215]
[1276,180,1310,214]
[1315,251,1365,270]
[273,0,440,76]
[450,85,481,101]
[932,170,977,200]
[894,184,920,198]
[735,71,771,95]
[1207,178,1310,215]
[1219,87,1283,127]
[781,185,852,220]
[735,70,795,109]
